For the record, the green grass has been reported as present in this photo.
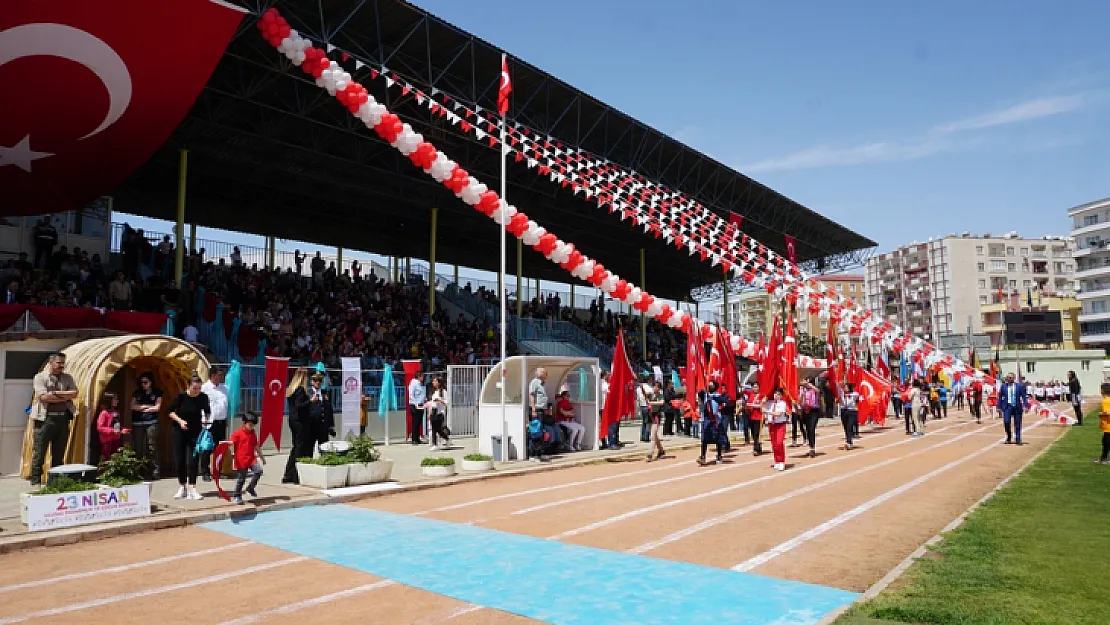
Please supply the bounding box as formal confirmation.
[837,418,1110,625]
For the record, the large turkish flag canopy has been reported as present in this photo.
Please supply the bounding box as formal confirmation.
[0,0,246,216]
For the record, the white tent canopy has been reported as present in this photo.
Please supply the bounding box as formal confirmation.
[477,356,600,460]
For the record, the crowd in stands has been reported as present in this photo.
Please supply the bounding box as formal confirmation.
[6,219,686,372]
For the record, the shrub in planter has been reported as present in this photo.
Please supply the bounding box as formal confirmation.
[295,452,350,489]
[420,456,456,477]
[345,433,393,485]
[100,446,148,488]
[461,453,494,472]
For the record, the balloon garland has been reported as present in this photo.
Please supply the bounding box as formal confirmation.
[258,8,975,377]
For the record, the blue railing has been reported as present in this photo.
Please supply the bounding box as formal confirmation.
[508,316,613,367]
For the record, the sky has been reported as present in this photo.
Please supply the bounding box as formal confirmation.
[411,0,1109,249]
[121,0,1109,305]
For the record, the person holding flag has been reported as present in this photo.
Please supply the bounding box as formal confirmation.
[697,382,725,466]
[764,387,790,471]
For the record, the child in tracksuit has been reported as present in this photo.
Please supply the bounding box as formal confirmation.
[230,413,265,504]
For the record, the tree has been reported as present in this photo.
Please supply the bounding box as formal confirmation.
[796,331,827,358]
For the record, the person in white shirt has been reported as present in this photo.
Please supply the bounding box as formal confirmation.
[407,372,427,445]
[763,388,790,471]
[426,376,450,450]
[599,370,615,449]
[200,367,229,481]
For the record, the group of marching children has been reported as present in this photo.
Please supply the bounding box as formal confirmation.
[691,375,862,472]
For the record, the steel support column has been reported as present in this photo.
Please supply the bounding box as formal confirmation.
[174,149,187,285]
[428,207,438,316]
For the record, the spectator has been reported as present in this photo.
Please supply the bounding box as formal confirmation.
[167,374,210,500]
[555,390,585,451]
[33,217,57,270]
[130,372,163,480]
[96,392,125,462]
[29,353,77,486]
[200,367,229,481]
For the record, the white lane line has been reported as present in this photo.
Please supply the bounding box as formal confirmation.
[410,604,485,624]
[0,556,307,625]
[731,419,1047,572]
[413,460,687,515]
[630,423,994,554]
[220,580,396,625]
[548,421,970,541]
[512,425,914,517]
[416,425,904,516]
[0,541,252,594]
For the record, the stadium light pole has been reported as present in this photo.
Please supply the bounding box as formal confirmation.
[498,53,510,464]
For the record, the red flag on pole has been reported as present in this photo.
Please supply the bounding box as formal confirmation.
[259,357,289,451]
[784,235,798,264]
[210,441,231,501]
[497,54,512,116]
[729,212,743,230]
[601,327,636,435]
[779,313,798,403]
[760,316,781,400]
[718,328,739,401]
[826,322,840,394]
[0,0,246,216]
[684,319,707,402]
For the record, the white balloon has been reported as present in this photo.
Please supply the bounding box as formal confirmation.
[647,301,663,317]
[666,312,684,328]
[623,287,641,306]
[601,275,617,293]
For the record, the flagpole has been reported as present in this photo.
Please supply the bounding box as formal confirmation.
[498,53,510,463]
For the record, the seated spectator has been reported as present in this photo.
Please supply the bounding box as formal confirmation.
[555,390,585,451]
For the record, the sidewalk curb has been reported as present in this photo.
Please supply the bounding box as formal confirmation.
[0,439,706,555]
[814,418,1065,625]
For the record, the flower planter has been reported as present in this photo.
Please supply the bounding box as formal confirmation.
[421,465,456,478]
[296,462,349,489]
[347,460,394,485]
[461,459,494,472]
[21,484,151,531]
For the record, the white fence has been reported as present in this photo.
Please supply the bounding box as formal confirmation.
[446,364,494,438]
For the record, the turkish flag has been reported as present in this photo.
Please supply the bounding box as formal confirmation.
[729,211,743,230]
[260,357,289,451]
[857,369,892,427]
[779,313,798,404]
[683,319,706,403]
[601,328,636,435]
[0,0,246,216]
[210,441,231,502]
[784,235,798,264]
[497,54,512,116]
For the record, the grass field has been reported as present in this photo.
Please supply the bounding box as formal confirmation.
[836,418,1110,625]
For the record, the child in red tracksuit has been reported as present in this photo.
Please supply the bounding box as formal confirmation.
[230,413,265,504]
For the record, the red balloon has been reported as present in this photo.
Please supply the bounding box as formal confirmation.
[536,233,558,255]
[658,304,674,323]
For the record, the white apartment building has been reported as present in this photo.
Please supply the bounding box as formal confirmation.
[866,233,1075,341]
[1069,197,1110,347]
[717,290,773,340]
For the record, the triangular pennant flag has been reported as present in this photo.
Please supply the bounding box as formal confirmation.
[326,43,336,53]
[355,59,365,70]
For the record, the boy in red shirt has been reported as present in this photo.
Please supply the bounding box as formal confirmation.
[230,413,265,505]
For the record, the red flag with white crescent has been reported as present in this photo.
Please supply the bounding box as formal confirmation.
[784,235,798,264]
[260,357,289,451]
[210,441,231,502]
[0,0,246,216]
[497,54,512,116]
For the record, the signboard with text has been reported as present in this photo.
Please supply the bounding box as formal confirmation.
[25,484,151,532]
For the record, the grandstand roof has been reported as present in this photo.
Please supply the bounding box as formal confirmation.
[112,0,875,300]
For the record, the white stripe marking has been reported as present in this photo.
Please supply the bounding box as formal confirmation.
[219,580,396,625]
[0,556,307,625]
[513,425,915,516]
[630,424,993,554]
[732,419,1046,572]
[548,421,969,540]
[410,604,485,624]
[0,541,252,594]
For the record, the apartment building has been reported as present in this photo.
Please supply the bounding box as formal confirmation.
[1069,197,1110,347]
[801,274,864,338]
[866,233,1075,340]
[718,290,774,340]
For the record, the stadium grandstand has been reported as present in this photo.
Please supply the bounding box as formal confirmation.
[1,0,874,403]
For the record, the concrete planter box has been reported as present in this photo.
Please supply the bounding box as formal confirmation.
[21,483,151,530]
[296,462,349,489]
[421,464,456,478]
[461,459,494,472]
[347,460,394,485]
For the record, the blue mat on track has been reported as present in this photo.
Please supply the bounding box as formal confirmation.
[203,505,857,624]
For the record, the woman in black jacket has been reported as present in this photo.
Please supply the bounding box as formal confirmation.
[168,374,211,501]
[1068,370,1083,425]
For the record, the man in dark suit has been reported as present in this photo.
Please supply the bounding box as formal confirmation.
[996,373,1029,445]
[282,373,335,484]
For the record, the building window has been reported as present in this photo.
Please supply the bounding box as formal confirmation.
[1021,247,1029,257]
[1084,215,1099,226]
[978,263,985,272]
[1006,247,1015,256]
[1064,330,1073,339]
[976,245,984,256]
[1009,280,1017,289]
[1023,280,1031,288]
[979,295,988,304]
[978,279,986,288]
[991,260,1006,271]
[1082,360,1091,371]
[1026,362,1036,374]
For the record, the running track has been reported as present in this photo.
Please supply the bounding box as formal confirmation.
[0,408,1062,624]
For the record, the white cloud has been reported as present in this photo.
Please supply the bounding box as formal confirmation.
[740,92,1095,173]
[740,136,957,173]
[932,94,1087,133]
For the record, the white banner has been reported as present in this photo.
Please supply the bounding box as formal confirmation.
[25,484,151,532]
[340,357,362,438]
